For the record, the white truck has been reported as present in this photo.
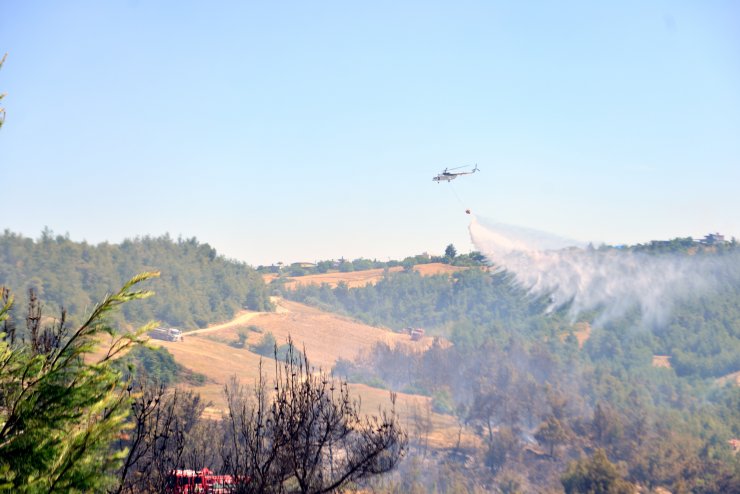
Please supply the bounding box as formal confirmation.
[148,327,183,342]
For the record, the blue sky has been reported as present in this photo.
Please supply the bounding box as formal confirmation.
[1,1,738,265]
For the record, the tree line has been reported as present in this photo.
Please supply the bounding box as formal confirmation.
[258,244,486,277]
[0,229,273,329]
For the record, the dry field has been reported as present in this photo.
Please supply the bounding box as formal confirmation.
[572,321,592,348]
[151,297,470,449]
[558,321,591,349]
[652,355,672,369]
[715,370,740,387]
[265,262,466,290]
[198,298,438,369]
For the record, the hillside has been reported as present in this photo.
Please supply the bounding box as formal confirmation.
[6,237,740,492]
[274,256,740,492]
[151,296,471,449]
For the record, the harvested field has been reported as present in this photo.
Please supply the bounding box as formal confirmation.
[268,262,466,290]
[715,370,740,387]
[151,297,466,448]
[180,298,437,371]
[652,355,672,368]
[573,322,591,348]
[280,267,400,289]
[262,273,278,283]
[558,321,591,349]
[412,263,465,277]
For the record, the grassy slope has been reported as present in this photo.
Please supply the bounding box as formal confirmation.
[151,265,476,448]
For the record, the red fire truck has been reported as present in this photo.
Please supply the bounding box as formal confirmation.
[165,468,239,493]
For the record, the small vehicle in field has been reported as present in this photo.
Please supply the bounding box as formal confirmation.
[148,327,183,342]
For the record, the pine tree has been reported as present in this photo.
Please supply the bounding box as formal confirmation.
[561,449,634,494]
[534,416,568,458]
[0,272,159,492]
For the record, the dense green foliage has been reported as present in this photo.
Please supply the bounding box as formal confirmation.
[117,345,208,386]
[250,331,278,357]
[247,331,304,363]
[0,273,157,492]
[600,239,740,378]
[287,247,740,380]
[286,268,550,333]
[0,229,272,329]
[655,285,740,379]
[561,449,634,494]
[285,247,740,492]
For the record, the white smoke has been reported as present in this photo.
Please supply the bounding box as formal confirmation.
[469,216,737,328]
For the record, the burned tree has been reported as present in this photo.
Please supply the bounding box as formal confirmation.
[1,286,16,344]
[221,340,407,493]
[113,378,210,494]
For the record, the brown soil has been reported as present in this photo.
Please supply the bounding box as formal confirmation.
[559,322,591,349]
[652,355,672,369]
[573,322,592,349]
[412,263,465,277]
[186,310,264,336]
[262,273,278,283]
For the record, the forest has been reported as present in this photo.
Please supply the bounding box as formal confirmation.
[284,243,740,492]
[1,232,739,492]
[0,229,273,328]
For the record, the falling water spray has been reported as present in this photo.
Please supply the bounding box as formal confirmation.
[469,215,738,327]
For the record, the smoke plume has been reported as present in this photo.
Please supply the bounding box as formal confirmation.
[469,216,739,328]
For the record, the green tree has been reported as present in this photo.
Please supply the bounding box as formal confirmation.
[0,231,273,330]
[444,244,457,260]
[315,260,334,274]
[120,345,181,386]
[534,416,568,457]
[250,331,277,357]
[592,402,623,450]
[485,427,520,474]
[339,259,354,272]
[561,449,634,494]
[232,328,249,348]
[0,272,158,492]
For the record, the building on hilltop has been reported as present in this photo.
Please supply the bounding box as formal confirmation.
[700,233,726,245]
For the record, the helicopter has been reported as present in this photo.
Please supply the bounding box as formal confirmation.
[432,164,479,182]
